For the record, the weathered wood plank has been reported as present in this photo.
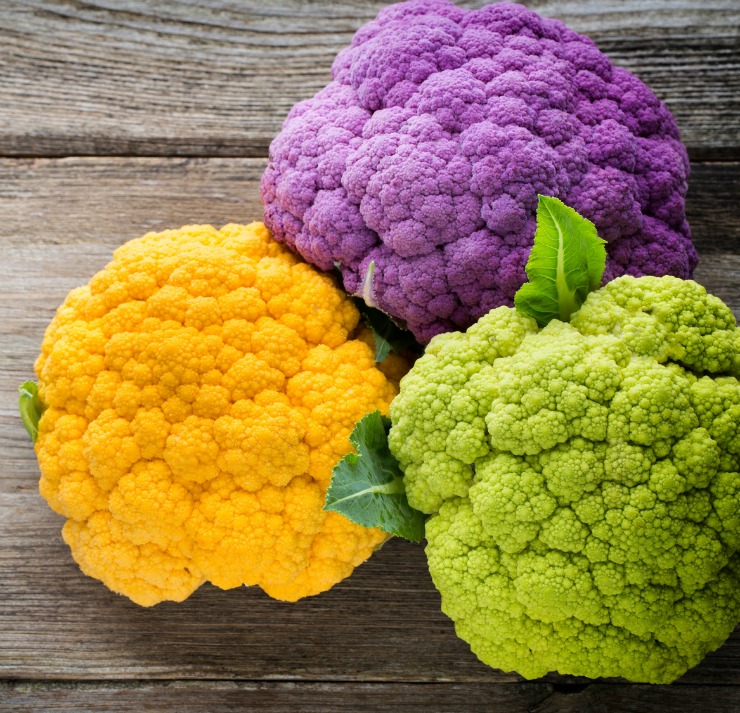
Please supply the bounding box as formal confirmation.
[0,0,737,159]
[0,157,737,683]
[0,681,554,712]
[1,680,739,713]
[532,683,740,712]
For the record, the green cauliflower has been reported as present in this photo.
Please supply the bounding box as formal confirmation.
[388,275,740,683]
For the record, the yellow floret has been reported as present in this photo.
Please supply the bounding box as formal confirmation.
[35,223,408,605]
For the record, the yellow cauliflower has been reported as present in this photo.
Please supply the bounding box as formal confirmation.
[33,222,408,606]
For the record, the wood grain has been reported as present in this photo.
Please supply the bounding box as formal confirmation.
[0,0,737,160]
[1,681,739,712]
[2,681,552,712]
[0,157,738,689]
[533,683,740,712]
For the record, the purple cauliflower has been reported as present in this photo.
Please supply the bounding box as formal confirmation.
[261,0,697,343]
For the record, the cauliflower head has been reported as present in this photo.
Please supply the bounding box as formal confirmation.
[35,223,408,606]
[389,275,740,682]
[262,0,696,344]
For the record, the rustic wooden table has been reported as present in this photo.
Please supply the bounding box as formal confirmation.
[0,1,738,711]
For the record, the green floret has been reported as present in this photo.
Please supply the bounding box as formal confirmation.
[389,306,538,513]
[390,274,740,683]
[469,453,557,553]
[540,438,607,502]
[571,275,739,375]
[486,321,629,455]
[425,499,715,683]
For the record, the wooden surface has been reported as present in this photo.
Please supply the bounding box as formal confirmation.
[0,1,738,711]
[1,0,738,160]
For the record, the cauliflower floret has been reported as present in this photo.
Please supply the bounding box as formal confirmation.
[35,223,408,606]
[389,274,740,683]
[262,0,696,343]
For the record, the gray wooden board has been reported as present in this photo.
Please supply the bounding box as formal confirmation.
[2,681,545,712]
[0,0,738,159]
[0,157,738,689]
[533,684,740,712]
[1,681,739,712]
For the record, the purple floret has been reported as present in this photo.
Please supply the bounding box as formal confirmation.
[261,0,697,343]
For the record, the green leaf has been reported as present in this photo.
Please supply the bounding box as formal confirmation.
[514,195,607,327]
[356,302,421,363]
[332,260,419,363]
[325,411,425,543]
[18,381,44,443]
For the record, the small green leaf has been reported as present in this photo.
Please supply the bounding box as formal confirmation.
[356,301,421,363]
[515,195,607,327]
[18,381,44,443]
[367,317,393,362]
[333,261,419,363]
[325,411,425,542]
